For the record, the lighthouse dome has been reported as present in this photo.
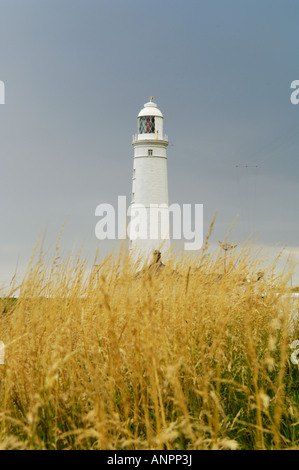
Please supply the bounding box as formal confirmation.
[138,100,163,118]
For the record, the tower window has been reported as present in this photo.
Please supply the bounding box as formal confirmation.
[148,149,153,156]
[139,116,155,134]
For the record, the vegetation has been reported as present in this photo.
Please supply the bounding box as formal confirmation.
[0,233,298,450]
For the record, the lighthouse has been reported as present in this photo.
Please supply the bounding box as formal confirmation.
[129,98,170,261]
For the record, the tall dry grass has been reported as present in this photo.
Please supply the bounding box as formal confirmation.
[0,235,298,450]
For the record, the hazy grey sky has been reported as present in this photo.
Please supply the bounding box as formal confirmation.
[0,0,299,287]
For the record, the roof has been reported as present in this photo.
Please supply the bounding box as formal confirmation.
[138,101,163,118]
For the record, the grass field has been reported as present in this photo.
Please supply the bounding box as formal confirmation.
[0,236,298,450]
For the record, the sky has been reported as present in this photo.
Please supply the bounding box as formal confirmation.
[0,0,299,289]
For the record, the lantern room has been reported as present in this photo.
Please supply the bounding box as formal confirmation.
[137,99,164,140]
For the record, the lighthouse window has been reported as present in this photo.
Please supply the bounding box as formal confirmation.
[139,116,155,134]
[148,149,153,156]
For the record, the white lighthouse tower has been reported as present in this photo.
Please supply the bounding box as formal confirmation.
[129,98,170,261]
